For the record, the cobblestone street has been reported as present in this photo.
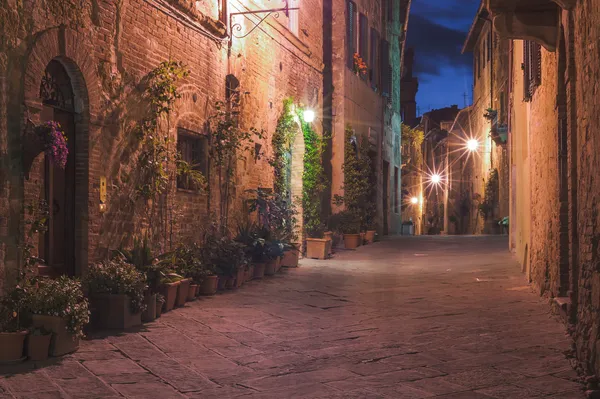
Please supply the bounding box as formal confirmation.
[0,236,585,398]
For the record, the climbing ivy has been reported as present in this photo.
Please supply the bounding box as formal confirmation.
[479,168,499,221]
[270,98,297,197]
[299,108,328,238]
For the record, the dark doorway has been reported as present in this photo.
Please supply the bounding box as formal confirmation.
[39,60,76,276]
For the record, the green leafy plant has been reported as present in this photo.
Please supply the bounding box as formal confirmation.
[479,169,499,221]
[271,98,298,197]
[200,223,247,277]
[85,256,148,314]
[28,276,90,338]
[299,108,328,238]
[333,210,361,234]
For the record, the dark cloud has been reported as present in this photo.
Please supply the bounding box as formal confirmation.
[410,0,479,24]
[406,14,473,77]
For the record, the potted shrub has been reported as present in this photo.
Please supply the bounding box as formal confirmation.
[264,240,284,275]
[365,220,377,244]
[175,277,191,306]
[155,294,165,317]
[86,256,147,330]
[281,243,300,268]
[26,327,51,361]
[158,274,183,312]
[236,222,268,279]
[29,276,89,356]
[0,288,28,363]
[337,210,362,249]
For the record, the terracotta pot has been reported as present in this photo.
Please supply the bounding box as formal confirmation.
[90,294,142,330]
[246,264,255,282]
[159,282,180,312]
[365,230,376,244]
[324,232,334,255]
[253,263,266,279]
[281,249,299,268]
[31,315,79,356]
[225,277,235,289]
[265,259,277,276]
[235,267,245,288]
[187,284,198,301]
[0,331,27,362]
[306,238,329,259]
[27,333,51,361]
[156,297,164,318]
[199,276,218,295]
[344,233,362,249]
[142,293,157,323]
[176,279,191,307]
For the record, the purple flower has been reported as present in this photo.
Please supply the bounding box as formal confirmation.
[36,121,69,168]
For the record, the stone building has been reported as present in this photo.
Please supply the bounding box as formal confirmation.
[326,0,408,235]
[472,0,600,381]
[0,0,325,289]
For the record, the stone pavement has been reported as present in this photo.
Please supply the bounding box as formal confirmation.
[0,236,586,398]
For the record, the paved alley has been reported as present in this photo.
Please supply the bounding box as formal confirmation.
[0,236,585,398]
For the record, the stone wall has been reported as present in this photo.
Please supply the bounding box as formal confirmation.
[0,0,324,287]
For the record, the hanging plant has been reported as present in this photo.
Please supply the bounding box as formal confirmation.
[34,121,69,168]
[353,53,368,77]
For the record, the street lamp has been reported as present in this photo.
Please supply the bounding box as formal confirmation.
[303,109,315,123]
[430,174,441,184]
[410,197,419,204]
[466,139,479,151]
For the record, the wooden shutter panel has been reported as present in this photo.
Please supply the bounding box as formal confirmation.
[533,42,542,86]
[381,39,390,97]
[347,1,355,69]
[359,13,368,62]
[370,28,379,88]
[523,40,530,101]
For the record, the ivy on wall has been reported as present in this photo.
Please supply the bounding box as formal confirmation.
[299,108,328,238]
[479,168,499,221]
[271,98,297,197]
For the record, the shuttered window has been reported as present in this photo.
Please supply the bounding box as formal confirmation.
[370,28,379,89]
[346,1,356,69]
[359,13,368,65]
[381,39,391,97]
[523,40,542,101]
[177,128,208,191]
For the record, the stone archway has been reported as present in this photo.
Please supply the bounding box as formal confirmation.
[21,28,95,277]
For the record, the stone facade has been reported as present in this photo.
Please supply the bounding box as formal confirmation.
[0,0,325,288]
[481,0,600,381]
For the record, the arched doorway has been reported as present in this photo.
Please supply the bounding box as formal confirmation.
[38,60,77,276]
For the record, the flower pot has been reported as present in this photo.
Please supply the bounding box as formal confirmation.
[365,230,376,244]
[265,259,277,276]
[235,268,245,288]
[159,282,180,313]
[27,333,51,361]
[225,277,235,289]
[282,249,299,268]
[188,284,198,301]
[344,234,362,249]
[246,264,255,282]
[0,331,27,363]
[142,293,157,323]
[176,279,191,307]
[31,315,79,356]
[90,294,142,330]
[156,297,164,318]
[306,238,329,259]
[199,276,218,295]
[253,263,266,279]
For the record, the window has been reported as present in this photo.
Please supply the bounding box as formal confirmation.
[359,13,369,69]
[288,0,299,36]
[346,1,357,69]
[523,40,542,101]
[177,128,208,191]
[394,167,399,214]
[370,28,380,89]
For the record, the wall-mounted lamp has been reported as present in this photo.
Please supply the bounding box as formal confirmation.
[303,109,316,123]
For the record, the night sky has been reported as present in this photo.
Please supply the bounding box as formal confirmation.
[406,0,480,115]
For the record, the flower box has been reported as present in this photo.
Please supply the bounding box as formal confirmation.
[0,331,27,363]
[199,276,218,295]
[281,248,299,268]
[90,294,142,330]
[160,282,180,312]
[27,333,51,361]
[306,238,329,260]
[142,293,157,323]
[31,315,79,356]
[344,234,362,249]
[175,278,191,307]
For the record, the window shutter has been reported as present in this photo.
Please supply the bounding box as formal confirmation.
[523,40,530,101]
[381,39,391,97]
[370,28,379,88]
[359,13,368,62]
[533,42,542,86]
[346,1,355,69]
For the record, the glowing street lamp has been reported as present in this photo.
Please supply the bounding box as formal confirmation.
[466,139,479,152]
[430,173,441,184]
[303,109,316,123]
[410,197,419,204]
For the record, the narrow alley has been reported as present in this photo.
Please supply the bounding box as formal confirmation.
[0,237,584,398]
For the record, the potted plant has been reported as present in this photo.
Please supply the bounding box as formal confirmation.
[29,276,89,356]
[86,256,147,330]
[281,243,300,268]
[155,294,165,317]
[26,327,52,361]
[305,222,329,260]
[158,273,183,311]
[337,210,362,249]
[0,287,28,363]
[264,240,284,275]
[236,222,267,279]
[166,244,203,302]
